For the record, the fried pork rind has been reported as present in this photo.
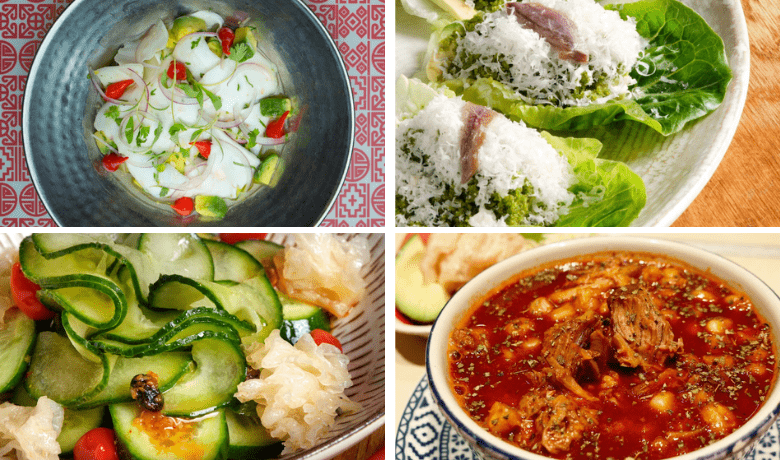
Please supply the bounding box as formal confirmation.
[274,234,369,317]
[234,330,360,454]
[420,233,535,293]
[0,397,64,460]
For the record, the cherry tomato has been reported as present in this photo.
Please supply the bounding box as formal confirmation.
[191,140,211,159]
[73,428,120,460]
[310,329,343,352]
[104,79,134,100]
[218,27,235,56]
[166,61,187,80]
[101,153,128,172]
[265,111,289,139]
[219,233,268,245]
[171,197,194,216]
[10,262,54,321]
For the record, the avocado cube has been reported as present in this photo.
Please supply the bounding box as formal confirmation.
[195,195,228,219]
[234,27,258,49]
[259,97,292,118]
[254,154,281,187]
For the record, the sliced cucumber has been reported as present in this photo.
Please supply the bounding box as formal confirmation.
[74,351,194,409]
[25,331,113,407]
[138,233,215,282]
[0,310,36,393]
[161,338,246,417]
[148,275,281,346]
[226,410,282,460]
[395,234,450,323]
[234,240,284,267]
[37,278,127,330]
[277,292,330,345]
[58,406,105,454]
[111,403,229,460]
[203,239,264,282]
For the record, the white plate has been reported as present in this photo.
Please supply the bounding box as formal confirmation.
[395,0,750,227]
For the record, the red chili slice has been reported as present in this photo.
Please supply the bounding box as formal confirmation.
[218,27,235,56]
[192,140,212,159]
[265,111,290,139]
[171,197,194,216]
[167,61,187,80]
[102,153,128,172]
[105,79,134,99]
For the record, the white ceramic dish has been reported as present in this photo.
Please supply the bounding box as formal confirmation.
[395,0,750,227]
[0,232,384,460]
[426,236,780,460]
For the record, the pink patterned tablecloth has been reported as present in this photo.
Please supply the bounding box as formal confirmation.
[0,0,384,227]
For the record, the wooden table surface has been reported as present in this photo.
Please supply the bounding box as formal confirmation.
[332,426,385,460]
[673,0,780,227]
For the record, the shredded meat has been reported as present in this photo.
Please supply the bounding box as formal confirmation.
[506,2,588,63]
[541,311,607,401]
[494,391,598,454]
[459,102,495,184]
[609,285,681,370]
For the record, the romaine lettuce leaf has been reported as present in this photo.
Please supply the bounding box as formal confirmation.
[396,76,646,226]
[427,0,730,135]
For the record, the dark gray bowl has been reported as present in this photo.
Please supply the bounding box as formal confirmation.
[23,0,353,227]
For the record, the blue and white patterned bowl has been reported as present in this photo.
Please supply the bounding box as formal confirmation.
[426,236,780,460]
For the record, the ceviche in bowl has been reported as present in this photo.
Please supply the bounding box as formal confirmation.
[23,0,353,226]
[0,233,385,460]
[426,236,780,460]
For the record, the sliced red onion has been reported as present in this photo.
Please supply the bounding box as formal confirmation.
[121,68,150,112]
[91,133,119,154]
[157,71,198,106]
[89,67,124,105]
[254,135,286,146]
[116,114,149,153]
[172,31,218,60]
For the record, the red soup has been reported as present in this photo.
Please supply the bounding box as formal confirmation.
[448,251,776,460]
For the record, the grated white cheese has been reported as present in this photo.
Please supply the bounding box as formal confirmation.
[396,95,575,226]
[441,0,645,106]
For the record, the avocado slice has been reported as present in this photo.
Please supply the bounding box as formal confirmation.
[168,16,207,47]
[395,235,450,323]
[254,154,281,187]
[195,195,228,219]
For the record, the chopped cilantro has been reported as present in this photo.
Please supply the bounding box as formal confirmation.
[244,75,254,87]
[105,106,122,126]
[159,187,169,197]
[125,117,134,144]
[190,37,201,49]
[246,128,260,149]
[169,123,186,137]
[228,42,253,63]
[136,125,151,146]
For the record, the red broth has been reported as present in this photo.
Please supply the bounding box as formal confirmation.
[448,251,776,460]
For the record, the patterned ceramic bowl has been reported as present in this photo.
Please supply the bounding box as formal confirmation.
[427,236,780,460]
[22,0,352,226]
[0,232,384,459]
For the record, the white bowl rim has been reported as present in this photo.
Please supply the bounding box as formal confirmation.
[427,236,780,460]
